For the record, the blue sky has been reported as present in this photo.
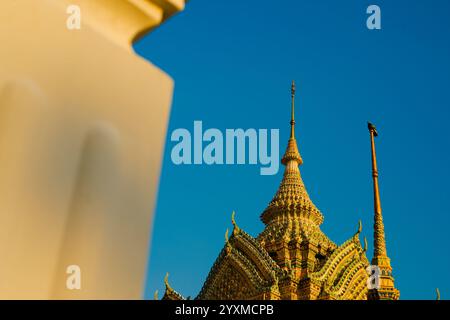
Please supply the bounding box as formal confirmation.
[134,0,450,300]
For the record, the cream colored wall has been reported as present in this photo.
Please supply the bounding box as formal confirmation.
[0,0,184,299]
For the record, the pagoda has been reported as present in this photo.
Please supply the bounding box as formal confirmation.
[161,82,399,300]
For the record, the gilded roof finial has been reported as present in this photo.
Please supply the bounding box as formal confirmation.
[363,237,368,253]
[164,272,173,291]
[368,122,388,259]
[353,220,363,240]
[281,81,303,166]
[231,211,240,235]
[367,122,399,299]
[154,290,159,300]
[290,80,296,139]
[436,288,441,300]
[225,228,229,243]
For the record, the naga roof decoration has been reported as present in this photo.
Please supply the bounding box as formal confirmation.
[162,273,186,300]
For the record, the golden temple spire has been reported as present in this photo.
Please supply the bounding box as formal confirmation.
[368,122,387,259]
[231,211,240,235]
[367,122,399,300]
[281,81,303,166]
[261,82,323,227]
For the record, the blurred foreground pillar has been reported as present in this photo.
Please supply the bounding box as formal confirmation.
[0,0,185,299]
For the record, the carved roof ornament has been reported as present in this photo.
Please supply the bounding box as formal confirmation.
[162,272,185,300]
[231,211,240,235]
[260,81,324,228]
[164,272,171,290]
[281,80,303,166]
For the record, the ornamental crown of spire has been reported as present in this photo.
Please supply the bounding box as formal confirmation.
[260,81,323,227]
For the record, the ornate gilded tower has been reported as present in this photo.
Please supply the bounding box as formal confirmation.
[161,83,399,301]
[367,123,400,300]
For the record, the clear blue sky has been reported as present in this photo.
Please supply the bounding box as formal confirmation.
[134,0,450,300]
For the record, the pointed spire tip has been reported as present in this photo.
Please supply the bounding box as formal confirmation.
[281,80,303,166]
[368,121,378,137]
[290,81,296,138]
